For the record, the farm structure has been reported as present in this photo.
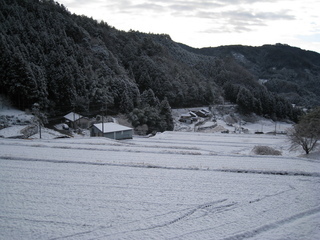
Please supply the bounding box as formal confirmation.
[179,109,211,123]
[179,112,198,123]
[91,122,133,140]
[63,112,90,129]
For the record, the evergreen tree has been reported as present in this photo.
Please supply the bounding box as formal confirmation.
[159,98,174,131]
[140,89,160,107]
[0,0,312,122]
[236,87,254,114]
[120,89,134,113]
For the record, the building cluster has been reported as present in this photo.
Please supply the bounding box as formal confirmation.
[178,109,211,124]
[63,112,133,140]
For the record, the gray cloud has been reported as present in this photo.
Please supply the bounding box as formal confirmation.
[199,20,262,34]
[62,0,296,33]
[57,0,320,52]
[103,0,223,15]
[62,0,104,8]
[169,1,224,17]
[223,10,295,22]
[214,0,280,4]
[108,1,294,23]
[130,3,166,12]
[194,8,295,33]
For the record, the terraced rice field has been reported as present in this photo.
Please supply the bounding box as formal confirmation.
[1,132,319,239]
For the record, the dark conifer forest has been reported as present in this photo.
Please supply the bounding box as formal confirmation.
[1,0,320,131]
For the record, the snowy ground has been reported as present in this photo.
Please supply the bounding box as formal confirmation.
[172,107,291,134]
[1,103,319,239]
[1,131,320,240]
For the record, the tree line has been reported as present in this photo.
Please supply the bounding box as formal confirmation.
[0,0,308,133]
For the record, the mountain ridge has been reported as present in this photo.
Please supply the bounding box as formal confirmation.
[178,43,320,107]
[1,0,319,133]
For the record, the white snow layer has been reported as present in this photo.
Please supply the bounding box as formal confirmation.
[0,132,319,240]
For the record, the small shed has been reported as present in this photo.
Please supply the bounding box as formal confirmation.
[91,122,133,140]
[179,112,198,123]
[64,112,90,129]
[195,109,210,118]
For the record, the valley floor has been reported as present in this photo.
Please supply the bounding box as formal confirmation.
[0,132,319,239]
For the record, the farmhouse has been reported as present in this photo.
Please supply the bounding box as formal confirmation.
[179,112,198,123]
[64,112,90,129]
[195,109,210,118]
[91,122,133,140]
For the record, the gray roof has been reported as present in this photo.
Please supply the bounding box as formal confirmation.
[93,123,133,133]
[64,112,83,122]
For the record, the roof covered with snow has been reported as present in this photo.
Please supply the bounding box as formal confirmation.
[64,112,83,122]
[0,125,26,138]
[93,123,133,133]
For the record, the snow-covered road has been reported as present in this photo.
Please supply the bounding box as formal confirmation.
[0,132,319,239]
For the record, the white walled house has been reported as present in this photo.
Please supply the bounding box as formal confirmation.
[91,123,133,140]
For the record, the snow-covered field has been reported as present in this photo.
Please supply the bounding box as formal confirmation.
[1,131,320,240]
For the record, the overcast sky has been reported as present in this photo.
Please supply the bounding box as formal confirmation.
[58,0,320,53]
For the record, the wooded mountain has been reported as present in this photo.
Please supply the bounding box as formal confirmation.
[179,43,320,108]
[1,0,319,132]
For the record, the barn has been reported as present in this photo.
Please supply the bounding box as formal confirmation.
[64,112,90,129]
[91,122,133,140]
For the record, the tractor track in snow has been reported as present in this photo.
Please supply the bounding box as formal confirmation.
[222,206,320,240]
[0,140,310,161]
[1,156,320,177]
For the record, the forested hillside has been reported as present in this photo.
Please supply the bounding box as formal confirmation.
[1,0,317,132]
[180,44,320,108]
[0,0,217,116]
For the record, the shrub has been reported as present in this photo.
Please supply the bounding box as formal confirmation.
[252,146,282,155]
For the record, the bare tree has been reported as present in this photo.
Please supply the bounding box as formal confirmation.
[288,108,320,154]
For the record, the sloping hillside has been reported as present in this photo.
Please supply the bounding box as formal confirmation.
[180,43,320,107]
[0,0,218,113]
[0,0,314,130]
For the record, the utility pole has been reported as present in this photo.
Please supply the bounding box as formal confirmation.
[101,104,107,136]
[102,112,104,135]
[32,103,43,139]
[72,103,76,129]
[39,120,42,139]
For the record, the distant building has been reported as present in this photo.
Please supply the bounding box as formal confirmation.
[179,112,197,123]
[91,122,133,140]
[64,112,90,129]
[195,109,210,118]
